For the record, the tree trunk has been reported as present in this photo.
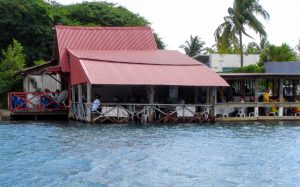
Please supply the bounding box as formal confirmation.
[239,31,244,67]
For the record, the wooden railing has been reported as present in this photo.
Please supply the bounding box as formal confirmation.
[8,92,69,113]
[69,102,213,123]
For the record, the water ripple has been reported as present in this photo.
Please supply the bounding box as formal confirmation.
[1,121,300,186]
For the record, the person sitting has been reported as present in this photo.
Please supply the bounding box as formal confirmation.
[236,97,246,117]
[269,98,278,116]
[54,89,60,100]
[292,97,300,115]
[92,94,101,112]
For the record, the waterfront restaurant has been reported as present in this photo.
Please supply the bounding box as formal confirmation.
[217,70,300,121]
[9,25,228,123]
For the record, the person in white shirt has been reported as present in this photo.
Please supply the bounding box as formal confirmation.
[92,94,101,112]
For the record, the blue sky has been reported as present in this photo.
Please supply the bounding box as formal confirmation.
[57,0,300,52]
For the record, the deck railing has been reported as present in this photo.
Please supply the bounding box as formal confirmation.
[8,92,69,113]
[69,102,213,123]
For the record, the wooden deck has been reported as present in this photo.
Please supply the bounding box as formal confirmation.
[217,116,300,122]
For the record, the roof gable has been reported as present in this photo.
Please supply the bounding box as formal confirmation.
[55,25,158,72]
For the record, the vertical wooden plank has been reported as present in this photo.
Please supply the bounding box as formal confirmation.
[86,84,92,122]
[149,85,155,122]
[78,84,82,102]
[254,78,259,116]
[149,85,155,104]
[69,85,76,119]
[210,87,217,123]
[77,84,82,120]
[279,78,284,116]
[254,78,259,102]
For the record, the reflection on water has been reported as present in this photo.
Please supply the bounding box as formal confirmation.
[1,121,300,186]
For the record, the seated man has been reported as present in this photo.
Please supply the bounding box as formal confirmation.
[236,97,246,117]
[270,100,278,116]
[92,94,101,112]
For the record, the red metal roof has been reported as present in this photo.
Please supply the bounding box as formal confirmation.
[68,49,200,65]
[55,25,158,72]
[68,50,228,87]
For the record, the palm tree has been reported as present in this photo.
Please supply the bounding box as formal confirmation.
[245,37,269,54]
[215,0,270,67]
[180,35,206,57]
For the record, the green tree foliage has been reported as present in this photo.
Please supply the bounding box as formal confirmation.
[33,59,46,66]
[245,37,269,54]
[229,64,264,73]
[215,0,270,67]
[258,43,297,65]
[0,0,53,66]
[180,35,206,57]
[0,39,25,95]
[53,2,148,26]
[154,33,166,49]
[0,0,165,66]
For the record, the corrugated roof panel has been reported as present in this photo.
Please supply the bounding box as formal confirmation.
[56,25,158,72]
[67,50,201,66]
[70,59,228,86]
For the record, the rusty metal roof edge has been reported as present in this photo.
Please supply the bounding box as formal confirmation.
[16,60,56,76]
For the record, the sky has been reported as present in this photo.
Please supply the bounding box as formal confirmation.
[56,0,300,51]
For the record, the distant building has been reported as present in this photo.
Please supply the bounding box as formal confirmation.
[193,54,260,72]
[265,61,300,74]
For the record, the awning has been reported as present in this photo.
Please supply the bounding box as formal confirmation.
[68,50,229,87]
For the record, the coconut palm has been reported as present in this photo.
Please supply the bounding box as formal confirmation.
[180,35,206,57]
[215,0,270,67]
[245,37,269,54]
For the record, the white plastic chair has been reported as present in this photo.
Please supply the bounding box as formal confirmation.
[236,107,246,117]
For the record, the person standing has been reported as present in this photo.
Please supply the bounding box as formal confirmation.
[263,88,270,116]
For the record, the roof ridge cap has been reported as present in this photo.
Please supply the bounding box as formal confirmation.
[55,25,152,30]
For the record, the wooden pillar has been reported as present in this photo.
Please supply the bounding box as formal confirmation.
[78,84,82,102]
[210,87,217,123]
[279,78,284,116]
[77,84,82,120]
[86,84,92,122]
[254,78,259,116]
[149,85,155,122]
[149,85,155,104]
[293,80,297,98]
[242,79,245,98]
[69,86,76,119]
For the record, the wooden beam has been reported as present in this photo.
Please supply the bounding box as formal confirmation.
[86,84,92,122]
[206,87,210,104]
[254,78,259,102]
[279,78,283,116]
[254,78,259,116]
[210,87,217,122]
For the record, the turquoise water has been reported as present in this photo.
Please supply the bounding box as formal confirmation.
[1,121,300,186]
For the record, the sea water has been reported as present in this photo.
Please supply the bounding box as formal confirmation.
[1,121,300,186]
